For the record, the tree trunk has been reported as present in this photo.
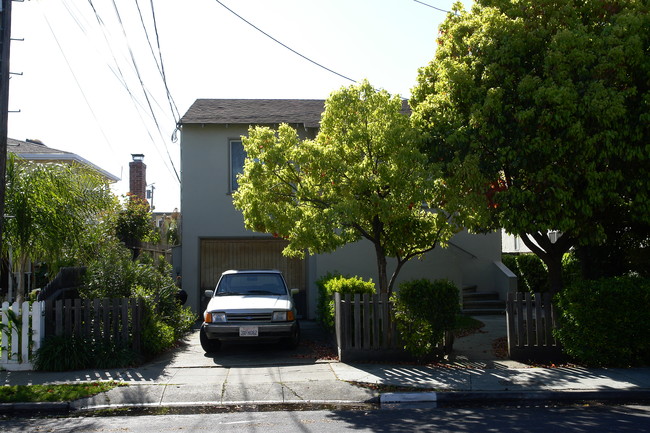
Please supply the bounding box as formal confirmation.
[544,254,564,295]
[387,259,407,296]
[520,231,574,295]
[15,255,27,304]
[375,243,389,294]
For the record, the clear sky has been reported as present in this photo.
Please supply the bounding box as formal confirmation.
[8,0,468,212]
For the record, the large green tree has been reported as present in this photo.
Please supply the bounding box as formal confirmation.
[4,155,117,302]
[411,0,650,293]
[233,80,481,294]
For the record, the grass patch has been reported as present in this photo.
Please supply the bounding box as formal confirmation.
[453,315,485,338]
[0,381,123,403]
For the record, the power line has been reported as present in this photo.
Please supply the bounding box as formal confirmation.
[109,0,180,182]
[133,0,180,124]
[39,4,115,154]
[149,0,180,124]
[56,0,180,183]
[64,0,177,137]
[412,0,452,14]
[213,0,357,84]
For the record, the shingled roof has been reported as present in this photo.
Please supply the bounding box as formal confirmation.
[7,138,120,182]
[180,99,325,128]
[8,137,74,156]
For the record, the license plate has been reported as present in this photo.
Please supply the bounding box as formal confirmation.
[239,326,258,337]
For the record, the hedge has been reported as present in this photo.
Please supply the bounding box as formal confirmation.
[554,276,650,367]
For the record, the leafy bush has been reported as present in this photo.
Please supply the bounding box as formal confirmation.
[133,280,195,357]
[136,303,177,357]
[391,279,460,359]
[81,241,196,359]
[115,195,154,248]
[34,335,135,371]
[502,254,549,293]
[561,251,581,287]
[554,276,650,367]
[83,240,135,298]
[501,254,517,276]
[316,273,376,331]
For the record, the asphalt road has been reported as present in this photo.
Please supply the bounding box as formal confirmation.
[4,404,650,432]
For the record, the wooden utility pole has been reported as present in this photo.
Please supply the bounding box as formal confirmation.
[0,0,12,257]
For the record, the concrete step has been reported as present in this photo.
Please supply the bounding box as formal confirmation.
[463,291,500,302]
[462,307,506,316]
[463,299,506,309]
[461,288,505,315]
[462,285,478,294]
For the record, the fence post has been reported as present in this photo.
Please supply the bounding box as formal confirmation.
[372,293,380,349]
[506,292,514,358]
[1,301,8,364]
[353,294,361,349]
[20,302,30,364]
[334,292,342,357]
[10,302,19,361]
[32,301,44,355]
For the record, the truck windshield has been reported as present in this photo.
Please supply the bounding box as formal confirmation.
[216,273,287,296]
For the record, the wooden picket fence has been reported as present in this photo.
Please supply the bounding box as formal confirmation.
[506,292,564,362]
[334,293,452,362]
[0,301,45,371]
[43,298,143,353]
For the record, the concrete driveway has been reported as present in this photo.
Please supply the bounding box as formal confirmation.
[158,320,339,369]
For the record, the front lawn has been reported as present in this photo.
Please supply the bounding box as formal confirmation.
[0,381,123,403]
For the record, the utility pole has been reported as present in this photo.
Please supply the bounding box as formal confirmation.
[0,0,13,258]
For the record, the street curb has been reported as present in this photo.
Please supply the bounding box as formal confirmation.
[4,390,650,415]
[435,389,650,405]
[0,401,72,415]
[380,392,437,404]
[379,389,650,407]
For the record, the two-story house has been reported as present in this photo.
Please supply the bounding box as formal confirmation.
[179,99,511,318]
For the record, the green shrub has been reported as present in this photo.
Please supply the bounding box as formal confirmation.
[137,306,177,357]
[82,240,135,299]
[82,242,196,358]
[561,251,581,287]
[503,254,549,293]
[502,255,517,275]
[134,281,195,357]
[34,335,136,371]
[391,279,460,359]
[554,276,650,367]
[316,273,376,331]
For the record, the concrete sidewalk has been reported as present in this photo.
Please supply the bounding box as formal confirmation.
[2,320,650,413]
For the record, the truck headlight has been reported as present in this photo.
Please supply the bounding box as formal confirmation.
[272,311,294,322]
[205,312,226,323]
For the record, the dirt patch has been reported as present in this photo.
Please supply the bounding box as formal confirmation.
[291,339,338,361]
[491,336,508,359]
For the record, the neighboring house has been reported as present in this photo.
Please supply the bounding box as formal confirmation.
[179,99,512,318]
[502,230,562,254]
[7,138,120,183]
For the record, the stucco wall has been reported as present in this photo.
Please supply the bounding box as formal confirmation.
[181,124,252,312]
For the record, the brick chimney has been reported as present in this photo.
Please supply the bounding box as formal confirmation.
[129,154,147,201]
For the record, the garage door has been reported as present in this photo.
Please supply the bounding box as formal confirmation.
[200,238,307,315]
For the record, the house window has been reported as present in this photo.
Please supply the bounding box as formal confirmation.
[230,139,245,191]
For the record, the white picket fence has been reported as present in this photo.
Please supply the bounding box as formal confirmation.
[0,301,45,371]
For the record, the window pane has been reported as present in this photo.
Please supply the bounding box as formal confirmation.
[231,140,245,191]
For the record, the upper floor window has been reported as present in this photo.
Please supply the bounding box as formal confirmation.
[230,139,245,191]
